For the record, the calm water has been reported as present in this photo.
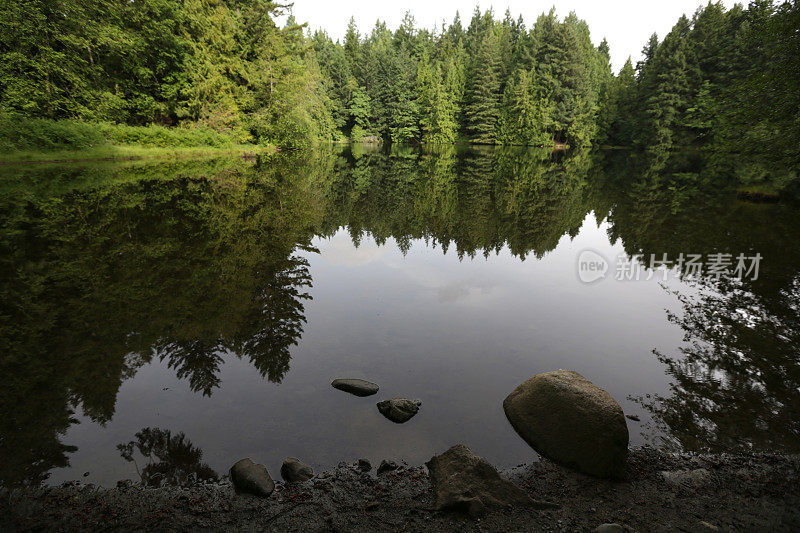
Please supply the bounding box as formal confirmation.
[1,146,798,487]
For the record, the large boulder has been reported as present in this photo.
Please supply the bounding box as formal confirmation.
[426,444,558,516]
[376,398,421,423]
[503,370,628,479]
[229,458,274,497]
[331,378,379,397]
[280,457,314,482]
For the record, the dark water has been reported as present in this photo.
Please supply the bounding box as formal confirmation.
[1,146,798,488]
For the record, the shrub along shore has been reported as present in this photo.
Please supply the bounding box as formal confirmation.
[0,117,270,163]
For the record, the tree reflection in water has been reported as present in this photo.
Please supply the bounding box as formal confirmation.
[636,276,800,453]
[117,427,217,487]
[0,153,324,485]
[1,146,799,486]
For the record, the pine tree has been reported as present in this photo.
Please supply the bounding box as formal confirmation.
[344,16,361,76]
[498,69,550,145]
[602,58,637,146]
[465,29,501,144]
[641,17,691,153]
[347,86,371,140]
[416,52,437,141]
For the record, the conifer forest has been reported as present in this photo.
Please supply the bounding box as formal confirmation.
[1,1,798,188]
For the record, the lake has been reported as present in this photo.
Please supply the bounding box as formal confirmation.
[1,145,798,488]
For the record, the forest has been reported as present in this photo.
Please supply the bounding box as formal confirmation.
[0,1,798,186]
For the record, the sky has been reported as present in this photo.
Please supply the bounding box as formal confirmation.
[280,0,741,72]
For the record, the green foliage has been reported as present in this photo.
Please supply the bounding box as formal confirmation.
[605,1,800,191]
[464,29,502,144]
[103,124,239,148]
[416,55,459,144]
[4,1,796,165]
[498,69,552,145]
[314,8,611,147]
[0,116,242,153]
[0,117,106,152]
[0,0,335,148]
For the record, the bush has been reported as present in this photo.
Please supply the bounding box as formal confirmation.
[103,124,237,148]
[0,116,107,152]
[0,116,242,152]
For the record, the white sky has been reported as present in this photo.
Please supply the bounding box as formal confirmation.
[281,0,741,72]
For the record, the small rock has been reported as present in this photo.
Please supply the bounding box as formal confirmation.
[365,501,381,511]
[503,370,629,479]
[332,378,379,397]
[313,479,332,492]
[83,472,89,477]
[377,398,421,423]
[595,524,635,533]
[357,459,372,472]
[660,468,711,490]
[281,457,314,482]
[377,460,399,475]
[230,458,275,497]
[625,414,640,421]
[426,444,558,516]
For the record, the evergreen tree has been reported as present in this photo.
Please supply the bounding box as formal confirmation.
[344,16,362,76]
[640,16,691,153]
[347,87,371,140]
[465,29,501,144]
[498,69,551,145]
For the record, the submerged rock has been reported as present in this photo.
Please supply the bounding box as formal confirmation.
[377,460,398,475]
[357,459,371,472]
[426,444,557,516]
[229,458,274,497]
[331,378,379,397]
[376,398,421,423]
[281,458,314,482]
[503,369,629,479]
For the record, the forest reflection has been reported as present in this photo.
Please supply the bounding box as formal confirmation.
[1,145,798,486]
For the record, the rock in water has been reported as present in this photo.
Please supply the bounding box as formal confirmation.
[281,458,314,482]
[426,444,557,516]
[503,370,628,479]
[331,378,379,397]
[229,458,274,497]
[376,398,421,423]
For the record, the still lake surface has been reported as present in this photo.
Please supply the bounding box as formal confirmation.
[1,146,798,487]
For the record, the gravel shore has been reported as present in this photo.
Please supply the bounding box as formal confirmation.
[2,448,799,532]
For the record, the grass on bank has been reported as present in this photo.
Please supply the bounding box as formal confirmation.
[2,144,269,164]
[0,117,270,163]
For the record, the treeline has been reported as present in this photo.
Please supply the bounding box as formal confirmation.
[0,0,334,147]
[312,9,612,146]
[2,0,798,177]
[603,0,799,186]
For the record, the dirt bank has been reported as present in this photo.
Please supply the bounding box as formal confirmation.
[2,448,798,532]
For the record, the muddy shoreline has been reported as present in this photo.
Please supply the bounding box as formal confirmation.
[2,447,798,532]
